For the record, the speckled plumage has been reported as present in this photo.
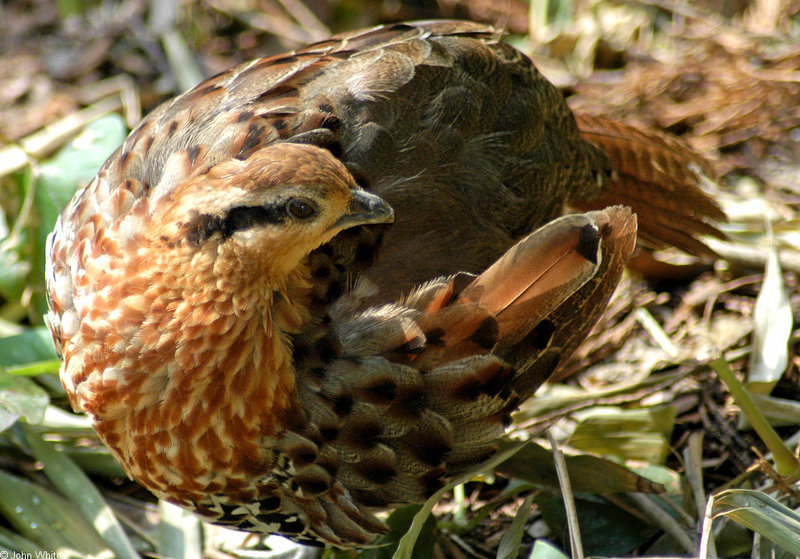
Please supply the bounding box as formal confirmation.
[46,20,719,547]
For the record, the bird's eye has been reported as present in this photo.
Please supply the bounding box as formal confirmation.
[286,198,316,220]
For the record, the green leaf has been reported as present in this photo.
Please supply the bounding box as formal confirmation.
[0,168,35,304]
[0,524,43,556]
[712,515,762,558]
[21,424,141,559]
[497,493,535,559]
[0,369,49,431]
[36,114,128,231]
[0,327,59,367]
[30,114,127,318]
[157,499,203,559]
[495,439,665,494]
[528,539,569,559]
[628,464,682,493]
[64,447,128,478]
[567,405,676,464]
[358,505,435,559]
[714,489,800,555]
[0,468,110,556]
[537,492,659,556]
[0,243,31,303]
[391,442,526,559]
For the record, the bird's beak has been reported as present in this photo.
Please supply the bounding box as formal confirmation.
[333,190,394,230]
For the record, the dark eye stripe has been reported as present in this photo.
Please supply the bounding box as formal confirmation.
[222,205,286,238]
[182,194,321,246]
[184,204,286,245]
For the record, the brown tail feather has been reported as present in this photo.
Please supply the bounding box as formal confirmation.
[409,207,636,377]
[457,213,604,347]
[508,206,638,398]
[573,113,726,256]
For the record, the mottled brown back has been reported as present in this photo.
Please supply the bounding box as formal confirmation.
[88,21,611,306]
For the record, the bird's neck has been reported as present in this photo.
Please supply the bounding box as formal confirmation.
[81,254,313,505]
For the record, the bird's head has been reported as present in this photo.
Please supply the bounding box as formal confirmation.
[147,142,394,291]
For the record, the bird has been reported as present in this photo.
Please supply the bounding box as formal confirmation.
[44,20,723,548]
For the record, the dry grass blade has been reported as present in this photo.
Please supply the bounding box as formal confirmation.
[547,430,583,559]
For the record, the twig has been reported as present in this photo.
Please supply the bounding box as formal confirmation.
[547,430,583,559]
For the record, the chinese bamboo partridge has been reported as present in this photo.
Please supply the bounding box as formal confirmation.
[45,20,722,547]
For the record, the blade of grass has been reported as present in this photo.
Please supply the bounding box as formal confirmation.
[0,525,43,556]
[547,430,583,559]
[21,424,140,559]
[392,442,525,559]
[714,489,800,555]
[0,468,108,555]
[709,357,800,477]
[699,492,717,559]
[157,499,202,559]
[497,493,536,559]
[6,360,62,377]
